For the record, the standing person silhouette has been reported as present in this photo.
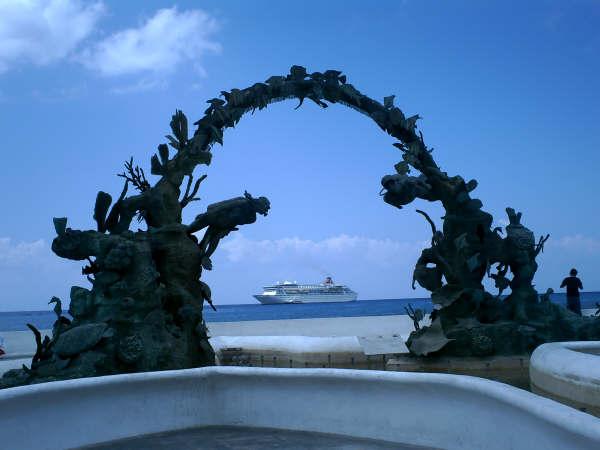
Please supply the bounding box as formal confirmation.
[560,268,583,316]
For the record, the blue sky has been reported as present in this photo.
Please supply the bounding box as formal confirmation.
[0,0,599,311]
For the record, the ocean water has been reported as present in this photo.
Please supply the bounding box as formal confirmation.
[1,292,598,332]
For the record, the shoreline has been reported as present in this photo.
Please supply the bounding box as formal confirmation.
[0,291,597,317]
[0,314,419,352]
[0,314,416,376]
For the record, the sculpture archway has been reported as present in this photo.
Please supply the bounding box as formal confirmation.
[170,64,555,357]
[3,65,597,389]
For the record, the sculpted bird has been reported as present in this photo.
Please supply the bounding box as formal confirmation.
[48,296,62,318]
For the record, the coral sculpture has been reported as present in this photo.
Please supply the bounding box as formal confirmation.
[3,65,599,388]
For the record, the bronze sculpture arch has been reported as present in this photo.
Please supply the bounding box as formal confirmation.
[2,65,598,389]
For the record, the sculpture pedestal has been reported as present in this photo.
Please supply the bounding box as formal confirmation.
[386,354,530,389]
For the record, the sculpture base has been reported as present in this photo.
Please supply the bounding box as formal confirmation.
[386,354,530,389]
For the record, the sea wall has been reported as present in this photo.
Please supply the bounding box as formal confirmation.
[211,335,400,369]
[530,341,600,417]
[0,367,599,450]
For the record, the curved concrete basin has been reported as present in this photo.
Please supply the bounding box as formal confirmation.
[0,367,599,450]
[530,341,600,416]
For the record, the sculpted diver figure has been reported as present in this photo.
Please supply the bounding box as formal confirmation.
[188,191,270,270]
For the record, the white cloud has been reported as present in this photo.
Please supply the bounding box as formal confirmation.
[200,233,431,302]
[548,234,600,253]
[0,0,104,73]
[0,237,46,267]
[543,9,565,31]
[0,237,85,310]
[30,83,88,101]
[219,233,427,267]
[80,7,220,77]
[108,78,167,95]
[493,218,509,228]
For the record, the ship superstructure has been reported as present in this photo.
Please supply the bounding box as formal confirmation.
[254,277,357,304]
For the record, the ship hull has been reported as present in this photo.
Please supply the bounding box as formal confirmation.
[254,292,358,304]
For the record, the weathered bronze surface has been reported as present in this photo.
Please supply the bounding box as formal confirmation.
[3,65,598,388]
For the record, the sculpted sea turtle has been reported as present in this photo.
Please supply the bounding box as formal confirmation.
[54,323,108,358]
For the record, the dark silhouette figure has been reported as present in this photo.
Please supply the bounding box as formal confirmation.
[560,268,583,315]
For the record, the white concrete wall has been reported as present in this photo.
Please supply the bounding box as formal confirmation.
[211,335,363,353]
[0,367,599,450]
[530,341,600,414]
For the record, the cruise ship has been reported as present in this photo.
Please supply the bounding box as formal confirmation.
[254,277,358,304]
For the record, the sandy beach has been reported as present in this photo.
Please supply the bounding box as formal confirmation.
[207,314,419,337]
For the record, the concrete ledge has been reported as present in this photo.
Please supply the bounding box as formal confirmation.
[530,341,600,416]
[1,367,599,450]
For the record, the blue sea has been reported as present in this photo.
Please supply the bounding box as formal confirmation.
[1,292,599,332]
